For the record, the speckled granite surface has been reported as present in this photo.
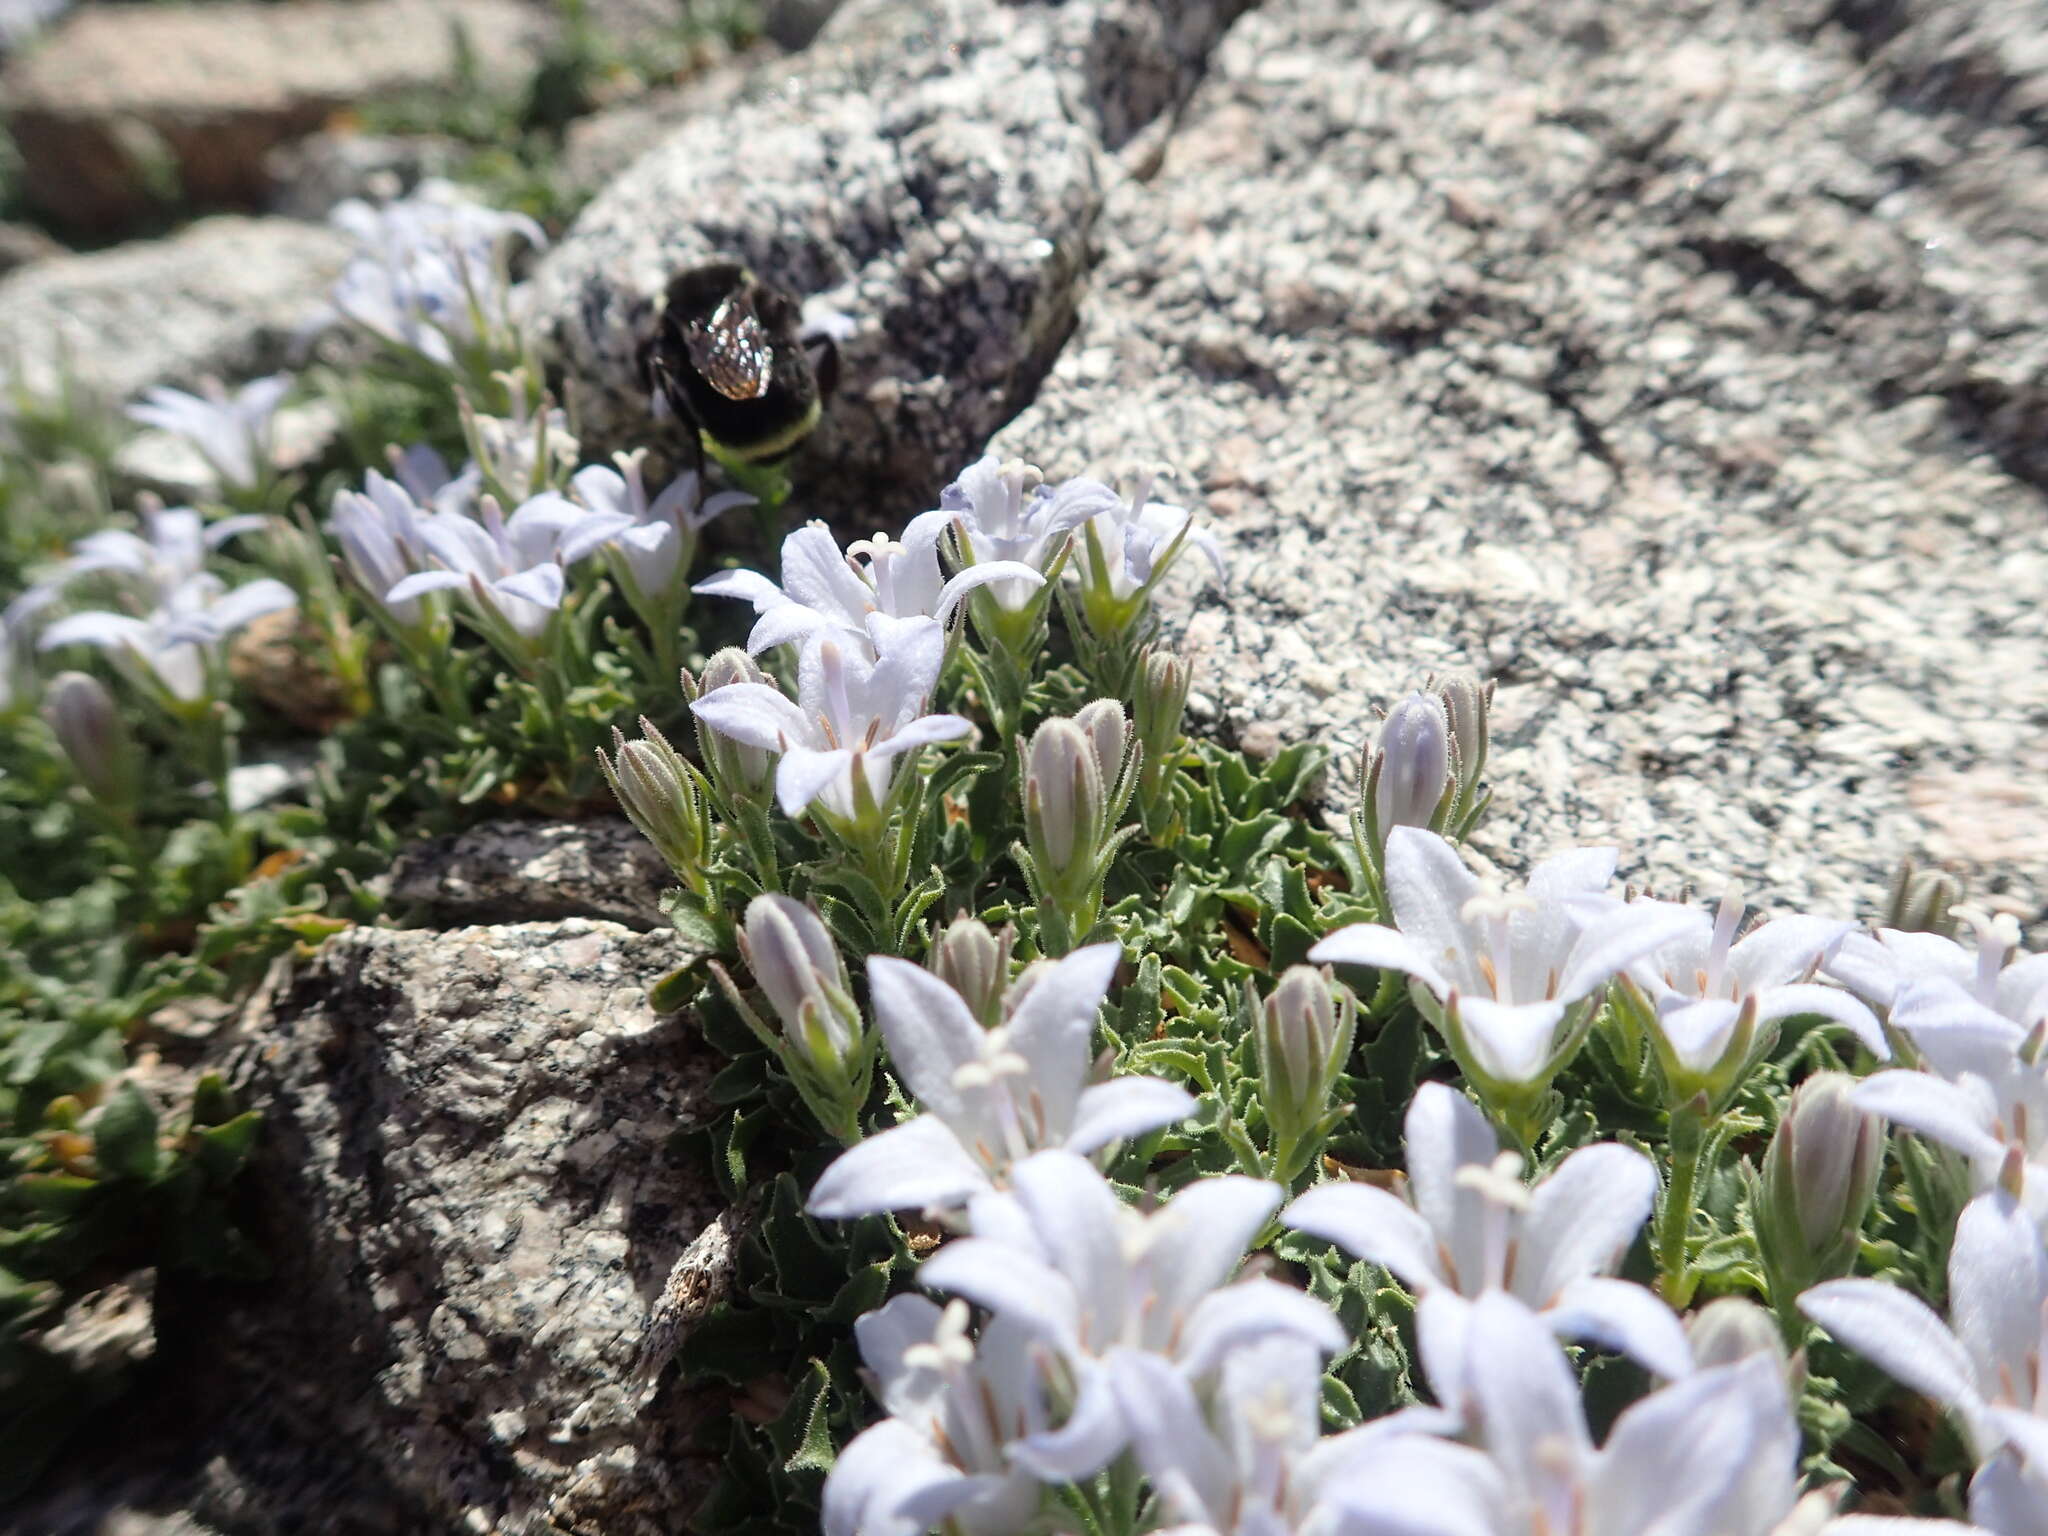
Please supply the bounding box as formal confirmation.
[995,0,2048,922]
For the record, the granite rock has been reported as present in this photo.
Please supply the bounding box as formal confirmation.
[994,0,2048,922]
[0,216,346,409]
[0,219,62,275]
[385,816,676,930]
[531,0,1253,524]
[557,47,773,198]
[192,917,728,1534]
[0,0,552,233]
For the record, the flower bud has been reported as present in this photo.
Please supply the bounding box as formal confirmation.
[1025,717,1107,885]
[741,896,863,1071]
[1073,698,1131,789]
[1255,966,1357,1181]
[43,671,138,810]
[1687,1297,1789,1374]
[1371,692,1450,835]
[596,717,709,882]
[728,895,873,1143]
[1759,1072,1883,1300]
[1134,648,1192,763]
[1885,857,1960,938]
[693,648,775,803]
[929,915,1013,1028]
[1433,670,1491,805]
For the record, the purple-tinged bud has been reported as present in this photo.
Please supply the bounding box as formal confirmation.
[1025,717,1105,883]
[1073,698,1131,789]
[43,671,138,810]
[929,915,1013,1029]
[692,647,775,803]
[1372,692,1450,835]
[727,895,872,1141]
[1759,1072,1883,1300]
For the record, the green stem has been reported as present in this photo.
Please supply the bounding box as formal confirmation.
[734,803,782,894]
[1658,1103,1710,1307]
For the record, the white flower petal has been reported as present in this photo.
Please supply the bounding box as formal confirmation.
[1757,983,1889,1058]
[1064,1077,1196,1154]
[1383,827,1483,978]
[1588,1365,1772,1536]
[1556,900,1701,1006]
[866,957,990,1125]
[1970,1455,2048,1536]
[1517,1143,1659,1304]
[1308,922,1452,995]
[1008,1360,1130,1483]
[1283,1180,1448,1294]
[689,682,810,752]
[775,745,856,817]
[806,1115,992,1219]
[1402,1082,1499,1289]
[386,569,468,603]
[1462,1291,1593,1492]
[917,1235,1081,1359]
[1175,1277,1348,1379]
[1141,1175,1283,1317]
[492,563,565,612]
[1543,1276,1694,1381]
[1003,944,1120,1136]
[1801,1279,1989,1439]
[1853,1071,2006,1166]
[1948,1192,2048,1411]
[821,1418,962,1536]
[1453,995,1568,1084]
[37,611,150,652]
[693,567,788,609]
[1104,1348,1231,1521]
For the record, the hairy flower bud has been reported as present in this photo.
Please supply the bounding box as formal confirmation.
[1372,692,1450,836]
[1025,717,1106,884]
[43,671,138,810]
[1255,965,1357,1182]
[929,915,1013,1028]
[1073,698,1131,788]
[693,647,775,803]
[1885,857,1961,939]
[1759,1072,1883,1301]
[596,717,709,883]
[1134,648,1193,763]
[1433,670,1491,805]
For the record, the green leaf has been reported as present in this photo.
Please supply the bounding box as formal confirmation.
[194,1111,262,1181]
[93,1083,159,1181]
[650,964,706,1014]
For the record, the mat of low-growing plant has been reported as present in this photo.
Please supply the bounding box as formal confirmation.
[0,179,2042,1535]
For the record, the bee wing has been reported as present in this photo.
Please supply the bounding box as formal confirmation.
[686,295,775,402]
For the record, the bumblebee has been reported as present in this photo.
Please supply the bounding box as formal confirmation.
[641,262,842,483]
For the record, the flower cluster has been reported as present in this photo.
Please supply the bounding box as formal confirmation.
[332,403,749,687]
[325,180,546,391]
[11,500,292,716]
[821,1116,1828,1536]
[582,443,2048,1536]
